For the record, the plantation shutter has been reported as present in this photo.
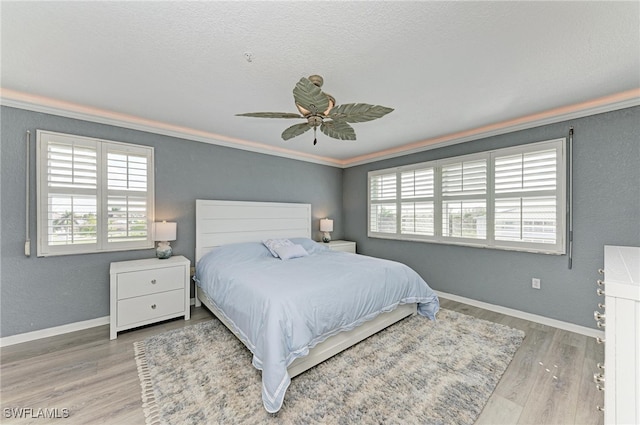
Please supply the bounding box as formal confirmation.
[37,131,154,256]
[400,168,434,235]
[494,148,558,245]
[367,138,564,254]
[44,137,99,250]
[441,158,487,239]
[369,172,397,234]
[106,147,151,244]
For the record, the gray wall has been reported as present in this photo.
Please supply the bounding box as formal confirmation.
[2,106,637,337]
[344,106,640,329]
[1,106,344,337]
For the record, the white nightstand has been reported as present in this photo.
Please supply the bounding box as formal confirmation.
[110,255,190,339]
[325,240,356,253]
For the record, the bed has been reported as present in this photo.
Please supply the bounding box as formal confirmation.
[194,200,439,413]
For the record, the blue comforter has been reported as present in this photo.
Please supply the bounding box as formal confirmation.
[195,238,439,413]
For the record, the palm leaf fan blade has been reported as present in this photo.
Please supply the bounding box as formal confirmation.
[328,103,393,123]
[292,78,329,116]
[320,121,356,141]
[235,112,303,119]
[281,123,312,141]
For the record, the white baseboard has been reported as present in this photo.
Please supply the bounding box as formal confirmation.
[436,290,604,339]
[1,297,199,347]
[1,295,602,347]
[0,316,110,347]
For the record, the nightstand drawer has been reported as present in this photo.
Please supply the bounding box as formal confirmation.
[327,240,356,253]
[117,289,185,327]
[117,266,185,300]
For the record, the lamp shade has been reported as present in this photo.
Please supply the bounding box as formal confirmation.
[320,218,334,232]
[152,221,176,241]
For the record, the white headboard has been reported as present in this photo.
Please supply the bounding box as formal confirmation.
[195,200,312,263]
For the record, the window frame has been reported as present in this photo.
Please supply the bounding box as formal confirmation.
[36,130,155,257]
[368,138,566,255]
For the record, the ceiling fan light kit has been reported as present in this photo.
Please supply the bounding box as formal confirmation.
[236,75,393,145]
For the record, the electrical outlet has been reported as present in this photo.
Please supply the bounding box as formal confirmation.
[532,278,541,289]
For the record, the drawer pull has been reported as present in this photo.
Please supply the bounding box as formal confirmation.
[596,337,605,344]
[151,279,157,284]
[593,373,605,383]
[151,304,157,309]
[597,362,605,370]
[596,288,605,296]
[593,311,605,321]
[596,320,605,328]
[596,406,604,412]
[597,268,604,275]
[596,279,604,287]
[596,384,604,391]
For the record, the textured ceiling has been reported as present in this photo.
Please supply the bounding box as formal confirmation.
[2,1,639,166]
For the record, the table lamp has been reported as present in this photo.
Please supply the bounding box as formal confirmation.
[152,221,176,259]
[320,218,333,243]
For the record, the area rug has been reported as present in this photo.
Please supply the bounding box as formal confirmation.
[134,309,524,425]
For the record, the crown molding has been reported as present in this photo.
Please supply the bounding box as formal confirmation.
[2,88,638,169]
[0,88,343,167]
[342,88,640,167]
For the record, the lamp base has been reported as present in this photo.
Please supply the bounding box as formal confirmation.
[322,232,331,243]
[156,242,173,259]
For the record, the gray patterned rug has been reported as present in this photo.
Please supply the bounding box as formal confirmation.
[134,309,524,425]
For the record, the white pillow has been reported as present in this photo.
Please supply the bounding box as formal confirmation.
[274,244,309,260]
[262,238,294,258]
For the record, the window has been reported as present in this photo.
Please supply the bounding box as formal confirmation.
[369,172,397,234]
[400,168,435,236]
[441,157,487,240]
[368,138,566,254]
[37,130,154,256]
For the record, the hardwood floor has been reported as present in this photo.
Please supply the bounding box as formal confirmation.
[0,300,604,424]
[441,299,604,425]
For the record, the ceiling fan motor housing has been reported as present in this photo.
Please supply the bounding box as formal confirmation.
[307,116,323,127]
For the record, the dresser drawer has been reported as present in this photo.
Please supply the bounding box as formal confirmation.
[117,265,185,300]
[117,289,185,327]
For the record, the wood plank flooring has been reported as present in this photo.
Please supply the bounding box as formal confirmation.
[0,300,604,424]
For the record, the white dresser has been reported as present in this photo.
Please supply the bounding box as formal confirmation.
[597,245,640,424]
[326,240,356,253]
[110,256,191,339]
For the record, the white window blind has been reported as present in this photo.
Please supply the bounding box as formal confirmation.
[368,138,566,254]
[106,148,150,244]
[493,147,560,249]
[441,158,487,240]
[369,173,397,233]
[37,130,154,256]
[401,168,434,236]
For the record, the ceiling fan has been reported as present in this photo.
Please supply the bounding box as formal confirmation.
[236,75,393,145]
